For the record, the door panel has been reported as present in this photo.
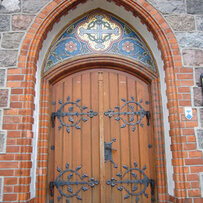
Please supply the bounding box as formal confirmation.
[48,69,156,203]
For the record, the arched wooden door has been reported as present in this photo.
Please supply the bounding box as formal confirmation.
[48,69,156,203]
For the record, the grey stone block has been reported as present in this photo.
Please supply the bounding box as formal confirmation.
[165,15,195,31]
[148,0,185,14]
[200,108,203,128]
[1,32,24,49]
[0,89,9,108]
[183,49,203,66]
[0,15,10,31]
[193,87,203,106]
[0,0,21,13]
[195,68,203,87]
[0,132,6,153]
[0,109,2,129]
[186,0,203,14]
[0,69,6,87]
[176,32,203,48]
[196,16,203,31]
[12,14,34,31]
[22,0,50,13]
[0,50,18,67]
[196,129,203,150]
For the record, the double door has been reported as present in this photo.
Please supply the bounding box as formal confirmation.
[48,69,156,203]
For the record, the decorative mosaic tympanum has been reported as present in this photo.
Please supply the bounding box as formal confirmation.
[44,10,156,73]
[76,14,122,52]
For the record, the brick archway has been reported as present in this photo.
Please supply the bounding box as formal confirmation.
[3,0,192,202]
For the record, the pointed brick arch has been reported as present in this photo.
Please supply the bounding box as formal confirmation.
[3,0,193,202]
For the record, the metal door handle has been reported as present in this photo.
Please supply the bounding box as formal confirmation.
[104,138,117,168]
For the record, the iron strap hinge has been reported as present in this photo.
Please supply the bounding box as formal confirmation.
[49,181,55,197]
[146,110,150,126]
[150,179,156,202]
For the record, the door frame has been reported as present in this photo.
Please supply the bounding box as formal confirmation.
[41,55,167,201]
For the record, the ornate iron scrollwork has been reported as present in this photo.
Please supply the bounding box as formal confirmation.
[104,138,117,168]
[49,163,99,202]
[104,97,150,132]
[106,161,155,202]
[51,96,98,133]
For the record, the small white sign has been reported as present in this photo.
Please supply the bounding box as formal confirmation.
[184,107,193,120]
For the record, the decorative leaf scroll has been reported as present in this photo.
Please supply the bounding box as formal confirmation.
[106,162,155,202]
[51,96,98,134]
[50,163,99,202]
[104,97,150,132]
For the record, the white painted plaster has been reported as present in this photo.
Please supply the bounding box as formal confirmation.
[0,176,4,202]
[30,61,41,198]
[31,0,174,197]
[200,172,203,197]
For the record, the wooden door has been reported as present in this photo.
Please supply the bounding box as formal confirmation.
[48,69,156,203]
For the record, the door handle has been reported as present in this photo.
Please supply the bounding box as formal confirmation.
[104,138,117,168]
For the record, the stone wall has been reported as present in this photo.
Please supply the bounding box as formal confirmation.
[0,0,202,202]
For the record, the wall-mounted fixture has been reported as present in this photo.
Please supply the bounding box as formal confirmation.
[200,73,203,93]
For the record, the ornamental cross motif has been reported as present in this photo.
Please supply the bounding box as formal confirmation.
[76,13,122,52]
[79,15,119,49]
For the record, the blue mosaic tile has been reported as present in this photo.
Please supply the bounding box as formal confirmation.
[44,11,156,73]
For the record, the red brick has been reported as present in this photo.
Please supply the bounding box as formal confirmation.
[19,177,31,184]
[0,162,18,169]
[0,170,14,176]
[194,198,203,203]
[191,182,200,189]
[0,154,15,160]
[185,158,203,165]
[3,194,17,201]
[182,129,194,135]
[4,177,17,185]
[7,75,24,81]
[3,123,17,130]
[184,143,196,150]
[15,169,30,176]
[4,185,13,193]
[191,166,203,173]
[11,88,23,94]
[6,146,19,153]
[14,185,30,192]
[177,73,193,80]
[10,102,22,108]
[188,190,201,197]
[187,174,199,181]
[189,151,202,158]
[3,116,21,123]
[178,87,190,93]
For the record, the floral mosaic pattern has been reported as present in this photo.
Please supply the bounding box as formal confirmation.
[44,11,156,73]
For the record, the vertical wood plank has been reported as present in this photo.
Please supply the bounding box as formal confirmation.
[54,82,64,202]
[118,74,131,203]
[109,72,122,203]
[103,71,112,203]
[91,71,100,203]
[62,77,73,203]
[81,72,92,202]
[72,75,82,203]
[48,85,56,202]
[127,77,141,203]
[137,81,151,202]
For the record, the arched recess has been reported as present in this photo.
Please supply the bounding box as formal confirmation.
[12,0,186,202]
